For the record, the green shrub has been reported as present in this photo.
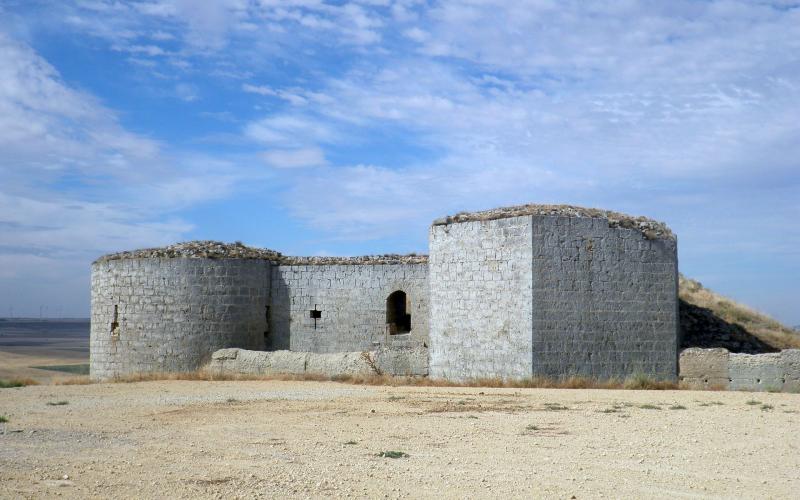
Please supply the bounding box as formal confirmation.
[377,451,409,459]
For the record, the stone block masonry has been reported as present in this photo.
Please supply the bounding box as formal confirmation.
[90,204,682,383]
[91,258,270,380]
[268,264,429,353]
[429,216,534,380]
[429,213,678,381]
[531,215,678,380]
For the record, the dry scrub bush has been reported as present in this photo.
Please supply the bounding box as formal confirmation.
[53,376,91,386]
[0,378,39,388]
[40,369,684,391]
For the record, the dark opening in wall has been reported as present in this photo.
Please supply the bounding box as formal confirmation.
[309,305,321,329]
[386,290,411,334]
[264,305,270,340]
[110,305,119,336]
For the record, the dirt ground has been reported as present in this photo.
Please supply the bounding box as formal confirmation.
[0,319,89,383]
[1,380,798,499]
[0,349,87,384]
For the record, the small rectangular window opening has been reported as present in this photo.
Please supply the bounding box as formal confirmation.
[309,305,321,330]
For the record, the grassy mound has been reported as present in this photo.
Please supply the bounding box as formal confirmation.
[679,275,800,352]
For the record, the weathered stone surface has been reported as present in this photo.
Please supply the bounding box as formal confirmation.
[204,348,427,377]
[729,352,785,391]
[374,345,429,377]
[678,348,730,389]
[430,214,678,381]
[781,349,800,392]
[90,258,270,381]
[269,264,429,353]
[530,215,678,380]
[677,348,800,392]
[305,351,373,376]
[429,216,534,381]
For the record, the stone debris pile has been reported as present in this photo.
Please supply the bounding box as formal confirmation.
[282,254,428,265]
[432,203,674,240]
[95,240,284,263]
[96,240,428,265]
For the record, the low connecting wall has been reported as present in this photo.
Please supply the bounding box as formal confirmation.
[679,348,800,392]
[205,347,428,378]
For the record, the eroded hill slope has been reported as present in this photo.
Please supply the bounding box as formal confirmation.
[679,275,799,353]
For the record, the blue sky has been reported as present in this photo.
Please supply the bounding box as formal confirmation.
[0,0,798,323]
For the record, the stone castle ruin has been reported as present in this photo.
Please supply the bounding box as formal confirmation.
[90,204,679,382]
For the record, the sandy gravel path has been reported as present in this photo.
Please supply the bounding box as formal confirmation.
[1,380,798,499]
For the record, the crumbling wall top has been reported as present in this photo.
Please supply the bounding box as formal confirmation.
[432,203,674,240]
[280,255,428,266]
[95,240,428,265]
[94,241,284,264]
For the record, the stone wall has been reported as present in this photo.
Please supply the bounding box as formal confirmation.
[429,217,534,380]
[205,347,428,377]
[531,215,678,380]
[679,348,800,392]
[267,264,429,353]
[429,214,678,381]
[90,258,270,380]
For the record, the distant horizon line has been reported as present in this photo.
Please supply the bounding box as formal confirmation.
[0,317,90,321]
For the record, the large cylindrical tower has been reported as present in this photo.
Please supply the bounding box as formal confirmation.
[90,242,276,380]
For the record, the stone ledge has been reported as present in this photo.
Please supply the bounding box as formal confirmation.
[204,348,429,378]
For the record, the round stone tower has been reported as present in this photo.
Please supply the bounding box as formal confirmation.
[90,242,278,381]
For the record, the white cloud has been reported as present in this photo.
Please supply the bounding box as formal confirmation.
[0,30,265,315]
[243,83,308,105]
[242,83,276,96]
[175,82,199,101]
[112,43,167,56]
[244,115,337,146]
[262,147,327,169]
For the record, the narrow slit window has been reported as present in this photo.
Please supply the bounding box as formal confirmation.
[110,304,119,335]
[264,305,270,339]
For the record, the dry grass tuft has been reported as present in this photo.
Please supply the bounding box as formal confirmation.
[53,376,92,386]
[0,378,39,388]
[94,370,681,391]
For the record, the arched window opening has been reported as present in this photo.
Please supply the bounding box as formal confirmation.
[386,291,411,335]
